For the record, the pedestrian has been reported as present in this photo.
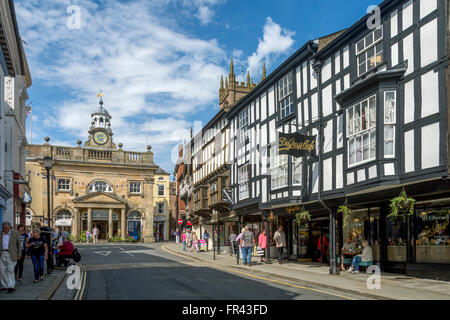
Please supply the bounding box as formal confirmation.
[181,230,187,251]
[236,228,246,260]
[26,229,48,283]
[191,232,199,252]
[85,230,91,244]
[240,226,255,266]
[186,229,192,248]
[258,230,267,263]
[274,225,287,264]
[92,226,99,244]
[61,228,70,242]
[14,224,29,283]
[229,230,237,256]
[0,222,21,293]
[175,228,180,244]
[202,229,210,251]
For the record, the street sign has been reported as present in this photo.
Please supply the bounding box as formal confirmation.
[223,189,233,204]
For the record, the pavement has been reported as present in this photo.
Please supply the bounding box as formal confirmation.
[0,258,66,300]
[163,242,450,300]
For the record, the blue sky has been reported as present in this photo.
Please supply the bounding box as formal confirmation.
[15,0,379,176]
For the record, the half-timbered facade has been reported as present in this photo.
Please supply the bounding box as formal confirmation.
[227,0,450,278]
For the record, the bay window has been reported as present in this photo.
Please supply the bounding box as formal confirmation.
[356,26,383,76]
[271,146,288,189]
[384,91,396,157]
[347,95,376,166]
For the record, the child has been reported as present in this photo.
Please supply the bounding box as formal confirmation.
[86,230,91,244]
[191,232,199,252]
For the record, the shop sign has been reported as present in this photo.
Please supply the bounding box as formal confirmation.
[278,132,316,158]
[56,218,72,227]
[223,189,233,204]
[286,205,302,215]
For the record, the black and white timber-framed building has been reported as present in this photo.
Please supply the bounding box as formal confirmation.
[225,0,450,278]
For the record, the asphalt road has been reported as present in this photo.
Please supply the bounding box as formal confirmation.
[78,243,348,300]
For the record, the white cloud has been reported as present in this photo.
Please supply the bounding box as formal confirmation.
[196,6,214,25]
[15,0,227,171]
[248,17,295,76]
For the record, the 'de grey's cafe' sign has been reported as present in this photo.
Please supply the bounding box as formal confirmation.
[278,132,317,158]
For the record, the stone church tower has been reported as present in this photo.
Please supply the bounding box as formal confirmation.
[219,59,266,112]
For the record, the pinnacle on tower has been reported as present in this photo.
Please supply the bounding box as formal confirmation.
[225,77,228,89]
[262,63,267,81]
[230,58,235,76]
[246,71,250,88]
[220,75,224,90]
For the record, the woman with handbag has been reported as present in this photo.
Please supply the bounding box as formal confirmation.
[258,230,267,263]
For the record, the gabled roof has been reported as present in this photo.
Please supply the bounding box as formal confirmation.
[155,167,169,175]
[72,191,128,205]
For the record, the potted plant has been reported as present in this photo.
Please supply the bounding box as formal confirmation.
[338,205,352,228]
[389,189,415,221]
[295,209,311,227]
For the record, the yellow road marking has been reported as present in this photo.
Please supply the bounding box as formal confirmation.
[74,264,87,300]
[161,245,355,300]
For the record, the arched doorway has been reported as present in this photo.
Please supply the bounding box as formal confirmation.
[128,211,142,241]
[82,210,119,239]
[55,210,73,234]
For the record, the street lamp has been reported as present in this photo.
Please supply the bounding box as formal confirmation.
[43,156,53,228]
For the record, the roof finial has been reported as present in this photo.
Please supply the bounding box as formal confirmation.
[97,90,104,106]
[220,75,224,90]
[246,71,251,87]
[262,63,266,80]
[230,58,234,76]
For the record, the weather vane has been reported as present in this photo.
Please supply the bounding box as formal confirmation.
[97,90,104,105]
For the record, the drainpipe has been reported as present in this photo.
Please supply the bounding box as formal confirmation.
[312,58,339,275]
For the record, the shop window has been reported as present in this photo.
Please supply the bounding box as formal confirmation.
[356,25,384,76]
[347,95,376,167]
[342,208,381,262]
[415,208,450,264]
[387,219,407,262]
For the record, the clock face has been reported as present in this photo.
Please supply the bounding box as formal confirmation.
[94,131,108,145]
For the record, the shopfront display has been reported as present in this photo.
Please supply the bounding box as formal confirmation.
[414,207,450,264]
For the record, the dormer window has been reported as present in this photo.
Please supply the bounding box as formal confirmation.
[356,26,383,76]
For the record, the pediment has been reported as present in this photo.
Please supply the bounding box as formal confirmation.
[73,192,127,205]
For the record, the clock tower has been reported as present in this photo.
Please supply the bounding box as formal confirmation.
[85,92,117,149]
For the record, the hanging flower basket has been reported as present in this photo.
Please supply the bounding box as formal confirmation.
[388,189,415,222]
[338,205,352,229]
[295,210,311,226]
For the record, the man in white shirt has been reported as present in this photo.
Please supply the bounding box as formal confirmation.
[92,226,100,244]
[273,226,287,264]
[0,222,22,293]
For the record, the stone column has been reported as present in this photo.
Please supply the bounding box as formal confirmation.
[121,208,126,239]
[109,209,113,240]
[72,209,79,239]
[87,208,92,233]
